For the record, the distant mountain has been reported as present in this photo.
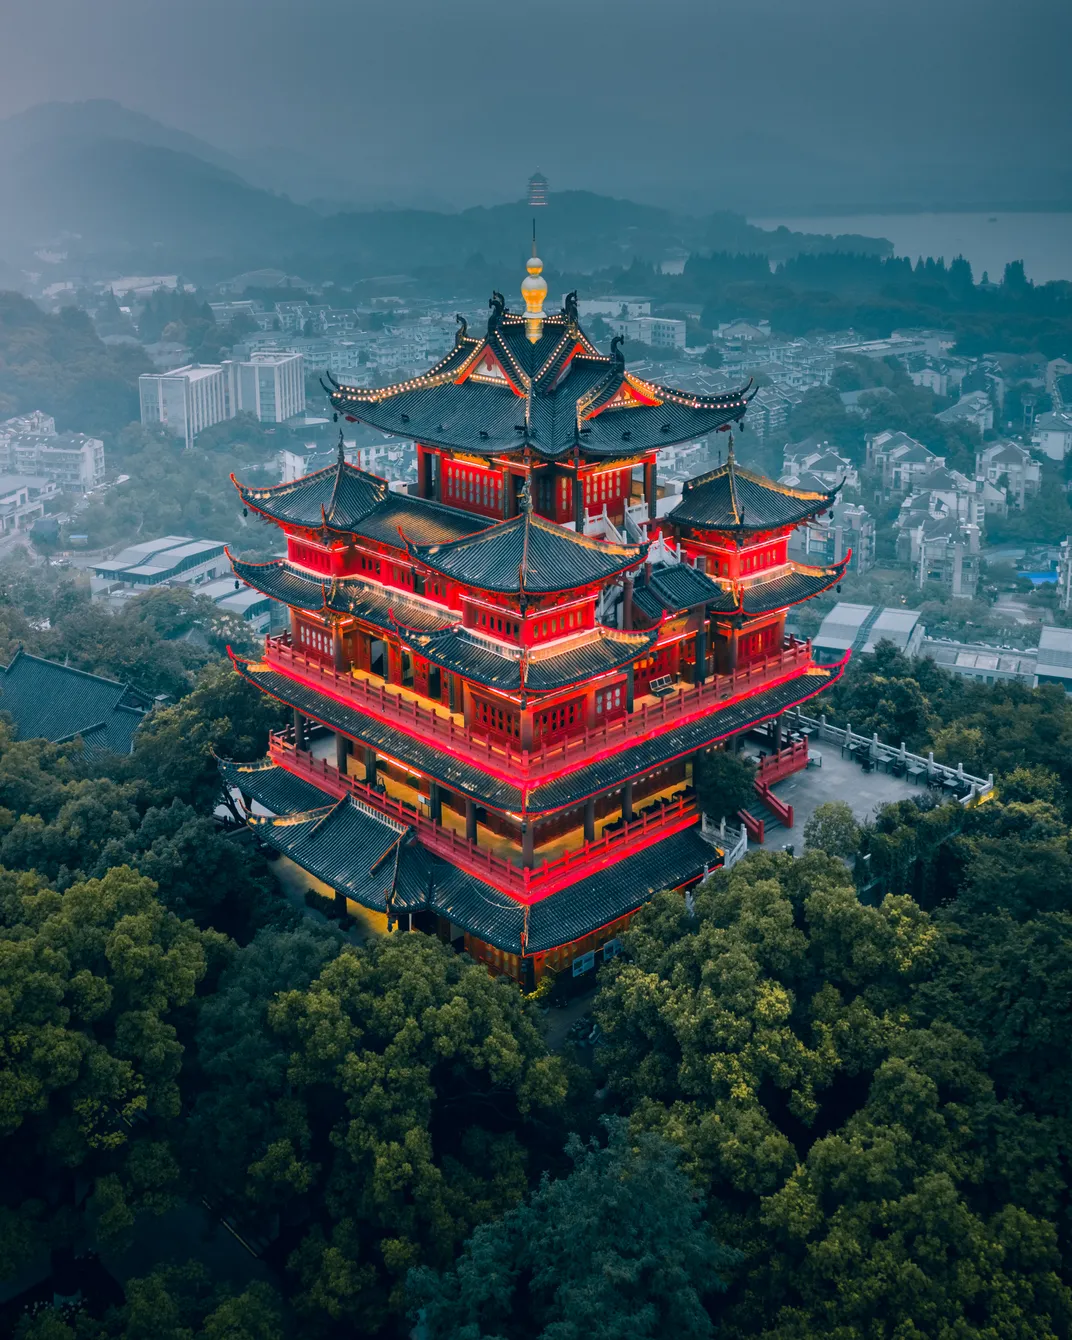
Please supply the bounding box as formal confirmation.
[0,99,248,178]
[0,135,312,264]
[0,101,892,283]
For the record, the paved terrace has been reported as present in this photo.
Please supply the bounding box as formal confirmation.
[766,745,922,841]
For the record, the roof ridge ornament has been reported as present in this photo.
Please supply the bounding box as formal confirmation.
[337,428,346,465]
[563,289,579,327]
[487,291,506,335]
[454,313,468,344]
[610,333,625,368]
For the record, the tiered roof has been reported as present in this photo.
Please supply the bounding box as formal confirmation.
[407,503,646,595]
[228,554,456,633]
[326,302,756,460]
[218,755,717,953]
[233,452,480,543]
[632,555,849,622]
[668,452,839,532]
[230,651,843,815]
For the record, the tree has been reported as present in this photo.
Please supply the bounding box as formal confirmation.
[0,865,211,1276]
[409,1120,739,1340]
[126,659,286,812]
[183,925,345,1208]
[14,1262,286,1340]
[592,850,1072,1338]
[802,800,861,858]
[693,748,756,823]
[189,933,569,1334]
[702,345,723,368]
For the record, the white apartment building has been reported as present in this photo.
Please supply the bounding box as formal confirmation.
[574,297,651,319]
[0,414,106,493]
[139,365,230,449]
[1032,410,1072,461]
[606,316,686,350]
[223,351,305,424]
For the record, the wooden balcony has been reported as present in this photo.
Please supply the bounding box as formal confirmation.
[262,633,815,786]
[267,732,703,902]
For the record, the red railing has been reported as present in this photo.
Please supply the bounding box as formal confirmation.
[738,808,765,844]
[262,634,815,785]
[756,738,809,785]
[754,781,793,830]
[267,732,701,901]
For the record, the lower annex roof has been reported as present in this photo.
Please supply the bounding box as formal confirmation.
[219,753,718,954]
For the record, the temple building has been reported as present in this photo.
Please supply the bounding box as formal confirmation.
[220,261,849,986]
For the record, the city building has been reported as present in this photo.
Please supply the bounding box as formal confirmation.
[574,297,651,320]
[976,440,1041,509]
[1034,627,1072,692]
[0,475,56,533]
[788,499,875,574]
[1032,410,1072,461]
[866,430,946,493]
[221,266,850,986]
[781,439,857,491]
[223,352,306,423]
[606,316,687,350]
[936,390,994,434]
[139,364,231,449]
[921,638,1036,686]
[196,576,276,633]
[717,319,770,342]
[812,603,925,665]
[0,414,106,493]
[92,535,228,589]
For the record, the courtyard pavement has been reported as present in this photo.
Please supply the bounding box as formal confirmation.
[764,742,924,849]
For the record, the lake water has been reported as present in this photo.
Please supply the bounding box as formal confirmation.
[749,211,1072,284]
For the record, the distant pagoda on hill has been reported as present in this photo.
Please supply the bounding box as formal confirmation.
[221,252,848,987]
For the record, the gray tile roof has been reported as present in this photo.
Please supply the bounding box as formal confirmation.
[234,457,479,545]
[249,796,432,913]
[409,506,646,595]
[668,453,836,532]
[0,650,150,756]
[228,553,457,633]
[328,308,754,461]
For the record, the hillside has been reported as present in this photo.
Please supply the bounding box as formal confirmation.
[0,291,150,434]
[0,102,892,283]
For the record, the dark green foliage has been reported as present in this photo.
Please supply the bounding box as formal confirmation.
[14,1261,287,1339]
[0,292,150,434]
[592,849,1072,1337]
[409,1120,739,1340]
[187,933,569,1332]
[693,748,756,823]
[0,865,211,1276]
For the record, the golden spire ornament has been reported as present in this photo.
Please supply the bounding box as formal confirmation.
[521,220,547,344]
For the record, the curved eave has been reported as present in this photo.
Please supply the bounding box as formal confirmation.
[738,554,850,616]
[227,550,328,613]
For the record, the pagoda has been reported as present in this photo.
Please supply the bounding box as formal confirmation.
[220,253,849,986]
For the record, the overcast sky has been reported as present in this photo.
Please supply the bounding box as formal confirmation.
[1,0,1068,211]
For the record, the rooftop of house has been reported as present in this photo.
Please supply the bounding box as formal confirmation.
[0,649,151,756]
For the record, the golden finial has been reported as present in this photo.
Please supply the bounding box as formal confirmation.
[521,220,547,344]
